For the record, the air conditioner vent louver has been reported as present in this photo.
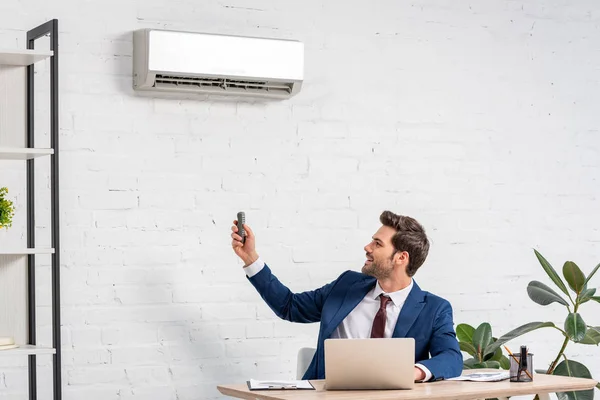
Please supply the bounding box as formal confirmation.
[154,74,293,95]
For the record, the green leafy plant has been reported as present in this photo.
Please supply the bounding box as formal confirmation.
[457,322,511,370]
[483,250,600,400]
[0,187,15,229]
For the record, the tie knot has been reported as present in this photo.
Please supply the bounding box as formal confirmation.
[379,294,391,309]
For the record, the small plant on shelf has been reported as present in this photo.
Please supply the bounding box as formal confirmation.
[0,187,15,229]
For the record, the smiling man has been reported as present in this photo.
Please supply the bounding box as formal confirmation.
[230,210,462,382]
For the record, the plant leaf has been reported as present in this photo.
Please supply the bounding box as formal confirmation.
[565,313,587,342]
[591,296,600,304]
[484,321,555,356]
[527,281,569,306]
[580,327,600,346]
[459,342,477,357]
[473,323,492,358]
[534,249,571,297]
[553,360,594,400]
[463,357,478,369]
[482,360,501,369]
[485,346,503,362]
[563,261,586,295]
[578,288,597,304]
[582,262,600,287]
[499,355,511,370]
[456,323,475,344]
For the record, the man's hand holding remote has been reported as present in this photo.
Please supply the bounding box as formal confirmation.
[231,218,259,267]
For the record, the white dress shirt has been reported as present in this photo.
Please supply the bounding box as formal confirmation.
[244,259,432,381]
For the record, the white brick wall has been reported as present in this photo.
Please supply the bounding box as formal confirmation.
[1,0,600,399]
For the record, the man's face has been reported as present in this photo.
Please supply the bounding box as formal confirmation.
[362,225,398,279]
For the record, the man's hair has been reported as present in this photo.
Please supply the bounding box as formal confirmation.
[380,211,430,277]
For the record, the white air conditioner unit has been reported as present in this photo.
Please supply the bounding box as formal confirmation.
[133,29,304,99]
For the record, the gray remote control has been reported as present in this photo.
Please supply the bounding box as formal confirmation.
[237,212,246,243]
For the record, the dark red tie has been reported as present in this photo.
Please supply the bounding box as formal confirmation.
[370,294,391,338]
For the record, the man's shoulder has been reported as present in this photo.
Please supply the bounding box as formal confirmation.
[417,285,452,309]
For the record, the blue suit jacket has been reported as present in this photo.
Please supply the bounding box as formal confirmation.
[248,264,463,381]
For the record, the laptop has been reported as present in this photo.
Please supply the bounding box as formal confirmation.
[324,338,415,390]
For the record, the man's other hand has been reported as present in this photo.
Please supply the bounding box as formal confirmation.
[414,366,426,382]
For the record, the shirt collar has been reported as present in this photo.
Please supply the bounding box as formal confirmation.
[371,279,414,306]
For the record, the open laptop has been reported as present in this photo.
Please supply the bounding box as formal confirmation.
[324,338,415,390]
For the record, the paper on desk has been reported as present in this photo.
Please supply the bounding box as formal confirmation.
[247,379,315,390]
[447,371,510,382]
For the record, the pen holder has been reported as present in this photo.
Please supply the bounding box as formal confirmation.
[509,353,533,382]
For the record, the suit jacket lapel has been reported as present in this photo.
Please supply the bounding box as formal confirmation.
[323,276,376,339]
[392,280,426,338]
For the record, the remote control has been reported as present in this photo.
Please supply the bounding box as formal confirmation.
[237,211,246,243]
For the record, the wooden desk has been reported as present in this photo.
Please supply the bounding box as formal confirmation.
[217,371,598,400]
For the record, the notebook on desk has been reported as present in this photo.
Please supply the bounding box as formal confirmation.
[448,371,510,382]
[246,379,315,390]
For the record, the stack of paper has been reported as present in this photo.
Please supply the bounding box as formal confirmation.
[247,379,315,390]
[448,371,510,382]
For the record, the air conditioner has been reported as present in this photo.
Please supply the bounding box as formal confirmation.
[133,29,304,99]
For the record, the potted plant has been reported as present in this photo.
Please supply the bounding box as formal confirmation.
[457,322,511,370]
[0,187,15,229]
[481,250,600,400]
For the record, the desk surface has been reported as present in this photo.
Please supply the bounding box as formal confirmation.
[217,371,598,400]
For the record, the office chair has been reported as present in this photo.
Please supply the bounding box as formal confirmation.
[296,347,317,380]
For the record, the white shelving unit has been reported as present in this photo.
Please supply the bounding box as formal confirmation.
[0,248,55,255]
[0,49,53,66]
[0,19,61,399]
[0,345,56,356]
[0,147,54,160]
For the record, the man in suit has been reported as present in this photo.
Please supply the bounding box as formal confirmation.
[230,210,463,382]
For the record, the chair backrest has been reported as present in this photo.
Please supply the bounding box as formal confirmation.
[296,347,317,379]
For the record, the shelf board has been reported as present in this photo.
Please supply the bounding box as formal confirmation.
[0,248,55,255]
[0,147,54,160]
[0,49,53,66]
[0,345,56,356]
